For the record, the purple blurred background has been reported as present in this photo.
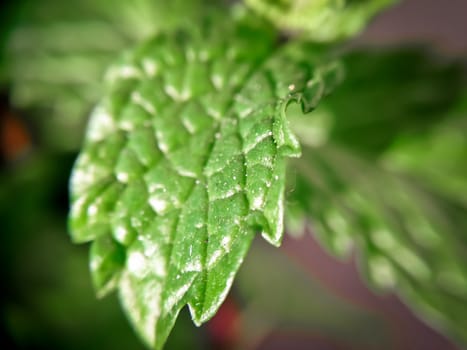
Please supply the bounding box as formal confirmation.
[357,0,467,54]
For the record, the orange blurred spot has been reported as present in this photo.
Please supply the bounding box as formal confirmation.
[1,112,32,161]
[207,297,241,350]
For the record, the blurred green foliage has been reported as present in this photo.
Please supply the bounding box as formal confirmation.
[286,50,467,345]
[4,0,221,150]
[245,0,399,41]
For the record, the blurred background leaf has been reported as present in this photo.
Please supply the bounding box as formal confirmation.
[244,0,399,42]
[286,49,467,345]
[383,98,467,203]
[3,0,222,151]
[288,48,465,156]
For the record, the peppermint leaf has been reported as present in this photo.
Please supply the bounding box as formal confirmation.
[245,0,399,41]
[287,52,467,343]
[69,18,341,349]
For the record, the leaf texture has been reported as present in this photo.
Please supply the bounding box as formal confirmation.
[69,18,342,349]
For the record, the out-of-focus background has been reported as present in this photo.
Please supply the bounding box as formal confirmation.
[356,0,467,54]
[1,0,466,349]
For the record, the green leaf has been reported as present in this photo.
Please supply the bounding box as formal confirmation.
[383,107,467,203]
[4,0,220,149]
[314,49,464,156]
[287,55,467,344]
[289,142,467,344]
[244,0,399,41]
[69,17,342,349]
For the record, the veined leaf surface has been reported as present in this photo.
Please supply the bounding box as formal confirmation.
[69,17,341,349]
